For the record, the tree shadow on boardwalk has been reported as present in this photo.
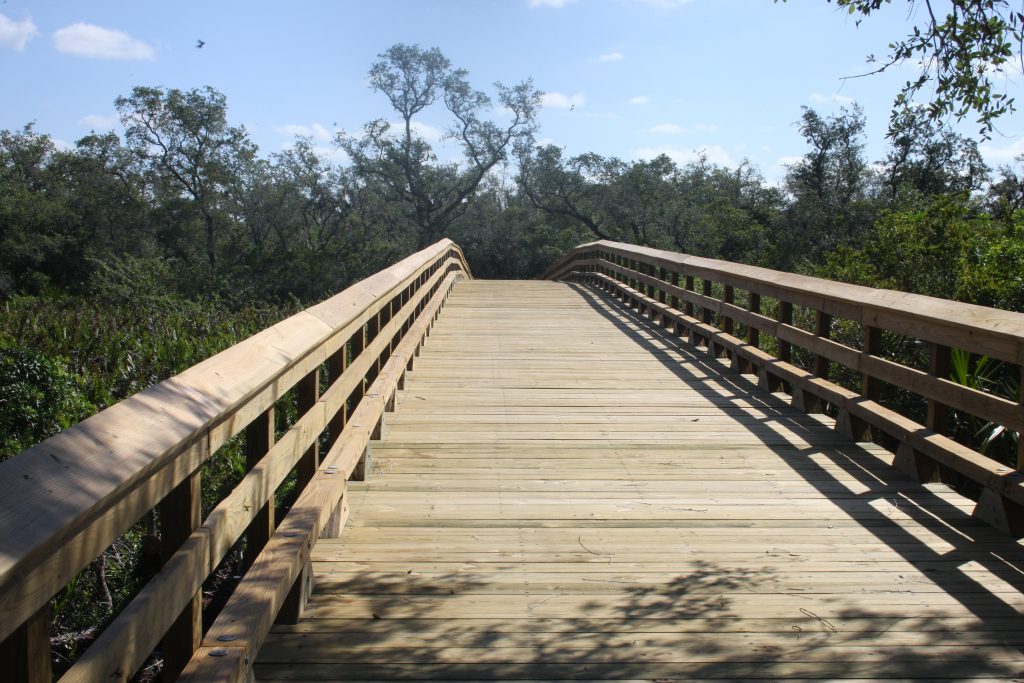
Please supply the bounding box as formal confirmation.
[254,282,1024,680]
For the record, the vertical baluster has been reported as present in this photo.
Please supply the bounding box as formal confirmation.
[670,272,681,336]
[761,300,792,393]
[160,471,202,679]
[838,326,880,442]
[1018,366,1024,470]
[295,369,320,491]
[927,343,952,436]
[0,606,50,683]
[737,291,761,375]
[684,275,696,345]
[244,407,276,569]
[748,292,761,348]
[778,301,793,363]
[349,325,368,481]
[701,279,713,350]
[813,311,832,380]
[796,310,832,414]
[718,285,734,360]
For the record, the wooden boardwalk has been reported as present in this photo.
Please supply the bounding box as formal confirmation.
[256,280,1024,681]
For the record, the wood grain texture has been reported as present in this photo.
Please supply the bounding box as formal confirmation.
[256,280,1024,682]
[0,240,471,647]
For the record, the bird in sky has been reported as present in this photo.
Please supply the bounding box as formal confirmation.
[196,39,205,49]
[569,104,576,111]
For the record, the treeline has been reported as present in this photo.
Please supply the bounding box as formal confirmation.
[3,95,1023,310]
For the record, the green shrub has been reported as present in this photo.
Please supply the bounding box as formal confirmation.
[0,339,93,460]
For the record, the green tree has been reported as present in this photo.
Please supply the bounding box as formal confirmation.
[340,44,541,248]
[882,105,989,198]
[780,105,875,265]
[116,86,257,268]
[821,0,1024,137]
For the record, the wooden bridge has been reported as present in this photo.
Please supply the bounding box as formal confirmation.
[3,240,1024,681]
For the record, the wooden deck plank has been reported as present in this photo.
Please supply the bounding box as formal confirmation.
[256,280,1024,681]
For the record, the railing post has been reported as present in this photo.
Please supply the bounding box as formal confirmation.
[736,291,760,375]
[701,279,713,351]
[1018,366,1024,471]
[794,310,831,414]
[717,285,734,360]
[326,348,346,450]
[349,324,368,482]
[244,407,276,569]
[684,276,696,345]
[926,343,952,436]
[296,369,320,490]
[837,326,880,442]
[160,471,202,680]
[0,606,50,683]
[670,272,682,337]
[760,300,791,393]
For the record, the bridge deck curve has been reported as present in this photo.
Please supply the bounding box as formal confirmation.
[256,280,1024,681]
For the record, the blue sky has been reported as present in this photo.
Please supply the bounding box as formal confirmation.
[3,0,1023,183]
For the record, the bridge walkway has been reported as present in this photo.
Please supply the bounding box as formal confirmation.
[255,280,1024,680]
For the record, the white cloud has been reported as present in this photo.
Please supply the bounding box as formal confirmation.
[0,13,38,50]
[598,51,624,62]
[808,92,854,106]
[648,122,716,135]
[53,23,155,60]
[650,123,687,135]
[310,145,349,164]
[409,120,444,141]
[629,95,650,105]
[774,155,803,171]
[529,0,577,6]
[980,136,1024,165]
[79,114,118,130]
[633,0,693,7]
[276,122,334,142]
[634,144,733,167]
[541,92,586,109]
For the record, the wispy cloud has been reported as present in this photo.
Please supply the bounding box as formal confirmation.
[634,144,733,167]
[276,122,335,142]
[541,92,586,109]
[529,0,577,7]
[629,95,650,105]
[808,92,854,106]
[648,122,716,135]
[0,13,38,50]
[633,0,694,7]
[54,23,155,60]
[79,114,118,130]
[598,51,624,62]
[650,123,686,135]
[980,136,1024,165]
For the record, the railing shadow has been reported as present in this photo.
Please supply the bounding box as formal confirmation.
[252,279,1024,680]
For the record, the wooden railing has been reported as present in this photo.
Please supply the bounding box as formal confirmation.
[546,240,1024,537]
[0,239,471,683]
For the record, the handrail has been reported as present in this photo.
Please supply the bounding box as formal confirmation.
[547,240,1024,536]
[0,239,472,682]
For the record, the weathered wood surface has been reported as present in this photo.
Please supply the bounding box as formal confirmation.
[255,280,1024,681]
